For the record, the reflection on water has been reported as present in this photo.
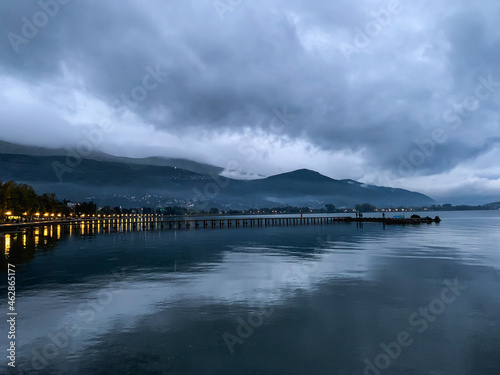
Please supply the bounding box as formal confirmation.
[1,217,183,265]
[4,233,10,257]
[1,227,62,266]
[1,211,500,375]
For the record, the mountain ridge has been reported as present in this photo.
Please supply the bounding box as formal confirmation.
[0,142,435,208]
[0,140,223,176]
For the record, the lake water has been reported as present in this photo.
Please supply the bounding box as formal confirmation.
[1,211,500,375]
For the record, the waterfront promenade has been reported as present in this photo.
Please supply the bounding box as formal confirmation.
[0,214,441,233]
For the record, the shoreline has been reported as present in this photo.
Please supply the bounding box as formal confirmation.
[0,214,441,234]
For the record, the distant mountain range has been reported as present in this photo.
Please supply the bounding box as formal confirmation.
[483,202,500,210]
[0,141,435,209]
[0,140,223,176]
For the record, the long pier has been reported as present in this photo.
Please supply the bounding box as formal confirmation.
[0,215,441,233]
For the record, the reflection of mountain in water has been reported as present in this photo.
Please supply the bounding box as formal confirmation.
[1,220,381,286]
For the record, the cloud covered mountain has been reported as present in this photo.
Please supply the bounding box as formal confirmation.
[0,143,434,208]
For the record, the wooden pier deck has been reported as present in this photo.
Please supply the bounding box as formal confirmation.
[0,215,441,233]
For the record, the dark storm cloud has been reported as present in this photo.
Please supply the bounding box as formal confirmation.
[0,0,499,187]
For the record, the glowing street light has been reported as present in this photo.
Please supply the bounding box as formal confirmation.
[5,211,12,216]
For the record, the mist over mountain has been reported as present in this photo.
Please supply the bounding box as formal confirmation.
[0,142,435,209]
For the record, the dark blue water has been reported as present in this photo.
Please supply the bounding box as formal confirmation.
[1,211,500,375]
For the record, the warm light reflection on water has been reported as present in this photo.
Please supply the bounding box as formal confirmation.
[34,229,39,247]
[4,234,10,257]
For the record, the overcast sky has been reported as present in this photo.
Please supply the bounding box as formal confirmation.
[1,0,499,203]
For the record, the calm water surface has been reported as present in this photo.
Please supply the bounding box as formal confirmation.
[1,211,500,375]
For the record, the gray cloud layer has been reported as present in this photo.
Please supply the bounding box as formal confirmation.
[0,0,499,202]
